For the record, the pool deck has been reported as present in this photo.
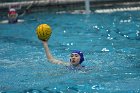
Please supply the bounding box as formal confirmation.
[0,0,140,8]
[0,0,140,13]
[0,0,84,8]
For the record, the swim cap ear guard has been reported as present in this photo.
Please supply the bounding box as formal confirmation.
[70,50,84,64]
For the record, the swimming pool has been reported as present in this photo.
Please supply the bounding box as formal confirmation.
[0,11,140,93]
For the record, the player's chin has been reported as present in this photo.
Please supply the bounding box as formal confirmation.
[70,62,74,65]
[71,61,78,65]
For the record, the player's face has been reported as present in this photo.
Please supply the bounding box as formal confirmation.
[70,53,81,66]
[9,14,17,19]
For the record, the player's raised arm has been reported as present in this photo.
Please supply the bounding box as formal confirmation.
[36,24,70,66]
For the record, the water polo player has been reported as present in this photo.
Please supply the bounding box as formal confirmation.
[36,24,85,68]
[42,41,85,68]
[8,8,18,23]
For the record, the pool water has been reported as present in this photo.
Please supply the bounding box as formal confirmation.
[0,11,140,93]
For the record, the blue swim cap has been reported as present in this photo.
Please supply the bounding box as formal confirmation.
[71,50,84,64]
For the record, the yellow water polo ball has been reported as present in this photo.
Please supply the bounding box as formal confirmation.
[36,24,52,41]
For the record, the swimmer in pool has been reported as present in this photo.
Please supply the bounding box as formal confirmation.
[8,8,18,23]
[42,40,84,68]
[0,8,25,24]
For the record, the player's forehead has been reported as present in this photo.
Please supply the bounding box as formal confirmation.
[71,53,80,56]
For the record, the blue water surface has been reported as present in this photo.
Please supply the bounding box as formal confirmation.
[0,11,140,93]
